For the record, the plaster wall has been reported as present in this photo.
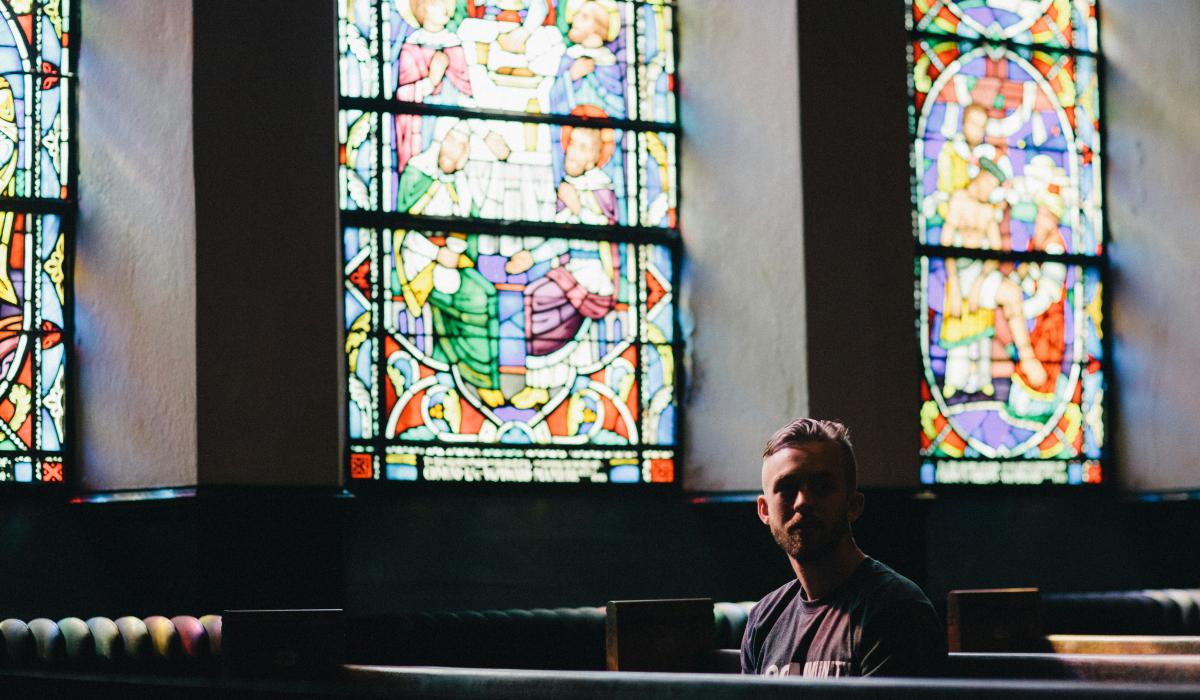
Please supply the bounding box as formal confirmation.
[75,0,197,489]
[1102,0,1200,492]
[680,0,807,491]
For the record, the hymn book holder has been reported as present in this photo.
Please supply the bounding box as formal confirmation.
[221,609,344,679]
[947,588,1043,652]
[605,598,714,672]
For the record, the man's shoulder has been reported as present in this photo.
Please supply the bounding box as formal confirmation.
[858,558,935,606]
[747,579,802,626]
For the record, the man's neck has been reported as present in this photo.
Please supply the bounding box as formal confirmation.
[790,538,867,601]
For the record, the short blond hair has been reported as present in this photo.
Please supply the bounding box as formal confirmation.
[762,418,858,492]
[411,0,455,26]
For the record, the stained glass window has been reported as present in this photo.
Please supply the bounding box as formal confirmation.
[0,1,74,486]
[908,0,1106,486]
[340,0,679,485]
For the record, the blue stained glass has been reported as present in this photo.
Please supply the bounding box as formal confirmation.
[609,463,639,482]
[40,272,62,327]
[637,1,674,122]
[387,463,419,480]
[340,0,380,98]
[638,131,674,227]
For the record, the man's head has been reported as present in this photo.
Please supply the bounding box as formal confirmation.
[437,125,471,174]
[411,0,454,32]
[968,156,1006,201]
[962,103,989,148]
[563,126,603,177]
[758,418,864,563]
[566,0,621,48]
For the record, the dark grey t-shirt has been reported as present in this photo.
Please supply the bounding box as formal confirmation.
[740,558,945,678]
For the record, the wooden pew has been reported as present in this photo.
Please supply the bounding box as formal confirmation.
[346,664,1200,698]
[949,589,1200,655]
[947,587,1042,652]
[1044,635,1200,655]
[947,653,1200,683]
[605,599,714,672]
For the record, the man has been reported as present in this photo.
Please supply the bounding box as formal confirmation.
[741,418,945,677]
[941,158,1048,395]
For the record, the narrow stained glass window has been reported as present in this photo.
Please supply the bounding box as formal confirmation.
[0,1,75,486]
[908,0,1106,486]
[340,0,679,486]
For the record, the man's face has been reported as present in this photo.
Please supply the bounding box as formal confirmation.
[969,170,1000,202]
[757,442,863,563]
[568,2,610,48]
[564,127,602,177]
[962,107,987,148]
[415,0,451,32]
[438,130,469,174]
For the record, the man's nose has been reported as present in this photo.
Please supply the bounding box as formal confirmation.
[792,487,808,509]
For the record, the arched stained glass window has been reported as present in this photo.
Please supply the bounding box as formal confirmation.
[0,1,74,486]
[339,0,679,485]
[909,0,1106,486]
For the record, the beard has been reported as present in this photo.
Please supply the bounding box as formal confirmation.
[771,517,850,563]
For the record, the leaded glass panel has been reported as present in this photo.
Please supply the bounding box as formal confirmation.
[0,2,74,486]
[340,0,679,486]
[908,0,1105,486]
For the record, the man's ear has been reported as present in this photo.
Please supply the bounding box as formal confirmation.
[847,490,865,524]
[757,495,770,525]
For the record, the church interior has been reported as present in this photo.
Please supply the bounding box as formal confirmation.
[1,0,1199,696]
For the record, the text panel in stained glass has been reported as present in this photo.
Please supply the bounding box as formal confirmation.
[0,1,74,485]
[909,0,1098,53]
[912,39,1102,256]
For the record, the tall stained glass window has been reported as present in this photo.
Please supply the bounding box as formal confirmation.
[908,0,1106,485]
[339,0,679,485]
[0,1,74,486]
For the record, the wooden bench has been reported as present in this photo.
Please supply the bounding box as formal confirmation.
[946,653,1200,683]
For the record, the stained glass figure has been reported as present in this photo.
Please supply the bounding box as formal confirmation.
[343,226,676,483]
[379,113,635,226]
[383,0,638,118]
[920,257,1102,467]
[912,40,1102,255]
[340,109,685,228]
[340,0,678,485]
[0,2,75,486]
[908,0,1104,486]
